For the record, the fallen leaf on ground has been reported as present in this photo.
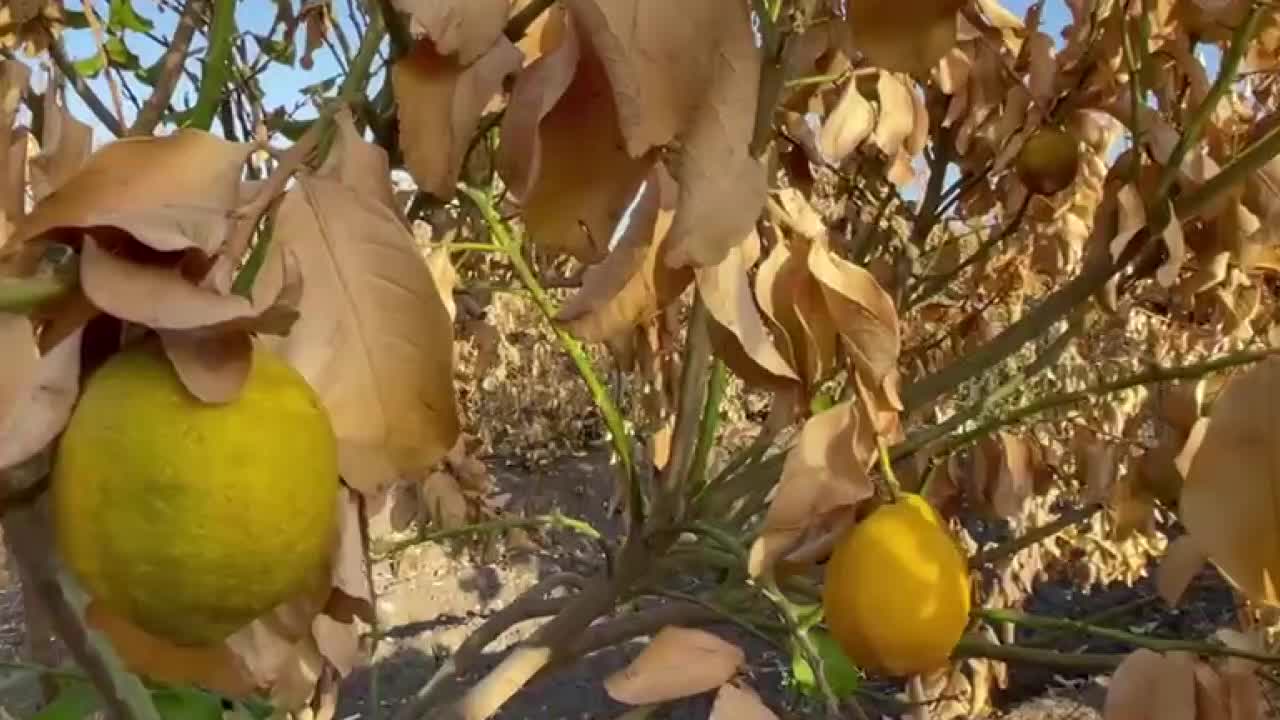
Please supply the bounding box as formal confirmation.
[394,36,522,199]
[604,626,745,705]
[1181,358,1280,606]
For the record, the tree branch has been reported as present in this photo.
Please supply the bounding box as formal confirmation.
[969,503,1104,569]
[130,0,206,135]
[46,41,124,138]
[186,0,236,132]
[953,636,1123,671]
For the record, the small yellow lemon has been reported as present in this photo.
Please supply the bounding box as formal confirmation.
[1015,128,1081,196]
[821,493,971,677]
[52,341,339,647]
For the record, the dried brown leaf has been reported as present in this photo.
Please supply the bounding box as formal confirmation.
[709,682,780,720]
[498,13,654,262]
[845,0,964,76]
[422,470,469,530]
[807,234,900,395]
[158,329,254,404]
[393,36,522,199]
[696,233,799,387]
[268,178,460,495]
[747,401,875,576]
[603,626,744,705]
[565,0,764,268]
[1182,358,1280,606]
[819,78,875,165]
[18,130,253,254]
[0,320,80,470]
[30,85,93,202]
[392,0,509,65]
[1103,649,1196,720]
[754,237,837,391]
[1156,534,1207,607]
[326,487,374,624]
[556,170,693,341]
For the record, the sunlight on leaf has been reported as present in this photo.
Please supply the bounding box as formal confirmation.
[603,626,744,705]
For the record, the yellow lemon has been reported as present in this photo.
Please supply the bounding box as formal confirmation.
[822,493,971,677]
[1015,128,1081,196]
[52,341,339,647]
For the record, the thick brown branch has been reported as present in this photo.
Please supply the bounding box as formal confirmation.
[130,0,206,135]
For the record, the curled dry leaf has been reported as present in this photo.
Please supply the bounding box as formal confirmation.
[709,682,780,720]
[754,235,838,393]
[1103,649,1197,720]
[392,0,509,65]
[603,626,745,705]
[1156,534,1208,607]
[29,83,92,202]
[498,11,654,262]
[0,318,80,471]
[393,36,523,198]
[845,0,965,76]
[1181,358,1280,606]
[565,0,765,268]
[696,232,799,388]
[17,130,254,255]
[819,77,876,166]
[747,401,876,576]
[268,175,460,495]
[556,169,693,341]
[806,234,900,401]
[158,329,254,404]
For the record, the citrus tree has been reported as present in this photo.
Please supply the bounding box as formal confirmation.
[2,0,1280,718]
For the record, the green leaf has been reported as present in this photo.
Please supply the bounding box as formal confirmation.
[254,34,296,66]
[104,36,142,71]
[149,687,225,720]
[32,680,100,720]
[63,10,90,29]
[108,0,155,33]
[809,391,835,415]
[73,52,107,78]
[789,630,861,701]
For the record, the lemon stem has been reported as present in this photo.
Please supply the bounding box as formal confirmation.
[875,437,901,503]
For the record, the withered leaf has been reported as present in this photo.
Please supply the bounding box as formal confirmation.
[422,469,469,530]
[392,0,509,65]
[819,78,875,166]
[29,84,93,202]
[159,329,254,404]
[499,12,657,262]
[79,237,261,329]
[696,233,799,387]
[845,0,964,76]
[1102,649,1196,720]
[556,170,693,341]
[806,235,900,393]
[268,178,460,495]
[755,236,838,391]
[393,36,522,199]
[1156,534,1208,607]
[604,626,744,705]
[19,130,253,255]
[747,401,875,576]
[0,319,80,470]
[709,682,780,720]
[565,0,765,268]
[327,487,374,624]
[1181,358,1280,606]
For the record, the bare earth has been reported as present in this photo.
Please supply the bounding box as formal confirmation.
[6,447,1240,719]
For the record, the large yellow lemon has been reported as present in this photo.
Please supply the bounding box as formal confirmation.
[822,493,971,677]
[52,341,339,647]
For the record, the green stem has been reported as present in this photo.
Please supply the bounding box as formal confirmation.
[459,187,635,483]
[185,0,236,131]
[977,608,1280,664]
[0,275,74,314]
[688,359,727,496]
[371,511,600,560]
[953,636,1123,671]
[936,347,1280,457]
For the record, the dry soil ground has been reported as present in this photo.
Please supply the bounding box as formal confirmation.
[0,446,1249,719]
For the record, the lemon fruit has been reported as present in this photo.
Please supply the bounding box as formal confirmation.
[52,341,339,647]
[821,493,971,677]
[1015,128,1081,196]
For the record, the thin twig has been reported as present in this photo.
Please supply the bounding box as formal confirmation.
[46,42,124,137]
[80,0,127,127]
[969,503,1103,569]
[130,0,206,135]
